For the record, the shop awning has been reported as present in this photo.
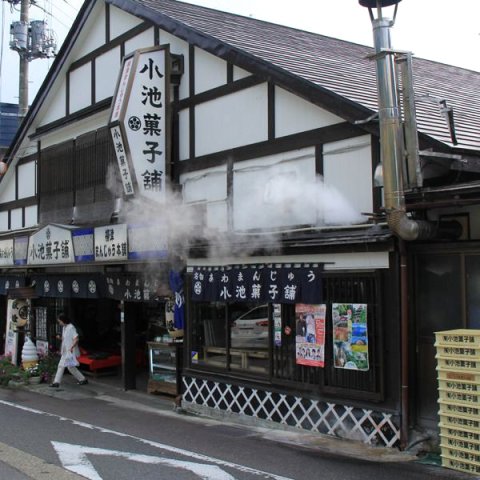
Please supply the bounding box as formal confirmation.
[0,275,25,295]
[104,273,169,302]
[31,274,105,299]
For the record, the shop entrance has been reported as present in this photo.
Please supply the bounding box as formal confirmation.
[69,297,178,394]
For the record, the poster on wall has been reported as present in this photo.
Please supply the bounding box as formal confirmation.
[273,304,282,347]
[295,304,326,367]
[332,303,369,371]
[4,299,18,364]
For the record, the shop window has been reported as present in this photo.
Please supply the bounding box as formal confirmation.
[189,272,382,397]
[191,301,269,374]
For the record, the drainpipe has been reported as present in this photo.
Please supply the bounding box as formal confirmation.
[399,239,409,450]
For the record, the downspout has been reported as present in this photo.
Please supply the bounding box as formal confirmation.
[399,239,409,450]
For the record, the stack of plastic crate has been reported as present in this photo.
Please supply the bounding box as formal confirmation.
[435,329,480,475]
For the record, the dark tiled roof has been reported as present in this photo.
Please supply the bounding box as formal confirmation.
[111,0,480,151]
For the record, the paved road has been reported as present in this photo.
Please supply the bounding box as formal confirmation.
[0,381,473,480]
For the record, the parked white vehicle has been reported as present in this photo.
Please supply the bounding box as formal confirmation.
[231,305,269,348]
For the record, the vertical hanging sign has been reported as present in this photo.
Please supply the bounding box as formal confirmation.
[109,46,170,203]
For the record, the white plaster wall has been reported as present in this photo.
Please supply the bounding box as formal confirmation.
[24,205,38,228]
[233,148,317,231]
[160,31,190,100]
[69,63,92,113]
[95,47,121,102]
[0,211,8,230]
[195,84,268,157]
[194,48,227,94]
[124,28,155,56]
[181,167,227,231]
[323,136,372,225]
[0,168,16,203]
[233,66,251,81]
[206,202,228,231]
[17,162,36,199]
[109,5,143,39]
[73,2,106,59]
[182,167,227,203]
[10,208,22,230]
[275,87,344,138]
[37,80,67,125]
[178,109,190,161]
[40,110,110,149]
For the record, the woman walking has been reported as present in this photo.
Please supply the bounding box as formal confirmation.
[50,313,88,388]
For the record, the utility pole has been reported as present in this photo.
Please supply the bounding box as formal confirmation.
[19,0,28,118]
[6,0,57,118]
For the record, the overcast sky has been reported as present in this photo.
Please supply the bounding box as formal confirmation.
[1,0,478,104]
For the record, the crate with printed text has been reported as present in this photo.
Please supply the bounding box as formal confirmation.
[441,454,480,475]
[438,369,480,384]
[439,388,480,406]
[436,344,480,359]
[441,445,480,466]
[438,378,479,395]
[439,411,480,431]
[439,399,480,417]
[440,433,480,453]
[439,423,480,444]
[435,329,480,348]
[436,355,480,372]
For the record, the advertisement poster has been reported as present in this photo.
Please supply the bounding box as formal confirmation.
[273,303,282,347]
[4,299,18,364]
[332,303,369,371]
[295,304,326,367]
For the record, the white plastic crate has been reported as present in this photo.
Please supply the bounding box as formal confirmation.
[437,355,480,372]
[435,329,480,348]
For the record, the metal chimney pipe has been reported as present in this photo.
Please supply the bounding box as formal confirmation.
[361,0,438,241]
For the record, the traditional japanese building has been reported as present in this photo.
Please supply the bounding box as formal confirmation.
[1,0,480,450]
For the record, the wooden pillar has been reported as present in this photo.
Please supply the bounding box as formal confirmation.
[121,301,136,390]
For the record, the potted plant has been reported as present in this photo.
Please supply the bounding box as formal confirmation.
[37,350,60,384]
[24,364,41,384]
[0,355,15,386]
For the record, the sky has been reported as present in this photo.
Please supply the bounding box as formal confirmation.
[0,0,479,104]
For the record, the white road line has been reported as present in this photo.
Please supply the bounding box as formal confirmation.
[52,442,236,480]
[0,441,85,480]
[0,400,294,480]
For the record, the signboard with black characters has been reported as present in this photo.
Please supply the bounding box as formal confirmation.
[94,224,128,261]
[109,46,170,203]
[191,264,323,304]
[27,225,75,265]
[0,239,14,266]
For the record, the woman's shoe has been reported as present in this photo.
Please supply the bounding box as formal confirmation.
[78,379,88,385]
[49,383,59,388]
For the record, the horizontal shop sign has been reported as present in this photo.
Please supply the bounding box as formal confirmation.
[191,264,323,304]
[8,224,168,266]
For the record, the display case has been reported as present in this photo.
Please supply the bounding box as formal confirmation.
[147,341,178,395]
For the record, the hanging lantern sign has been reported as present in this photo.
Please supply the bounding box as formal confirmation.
[109,46,171,203]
